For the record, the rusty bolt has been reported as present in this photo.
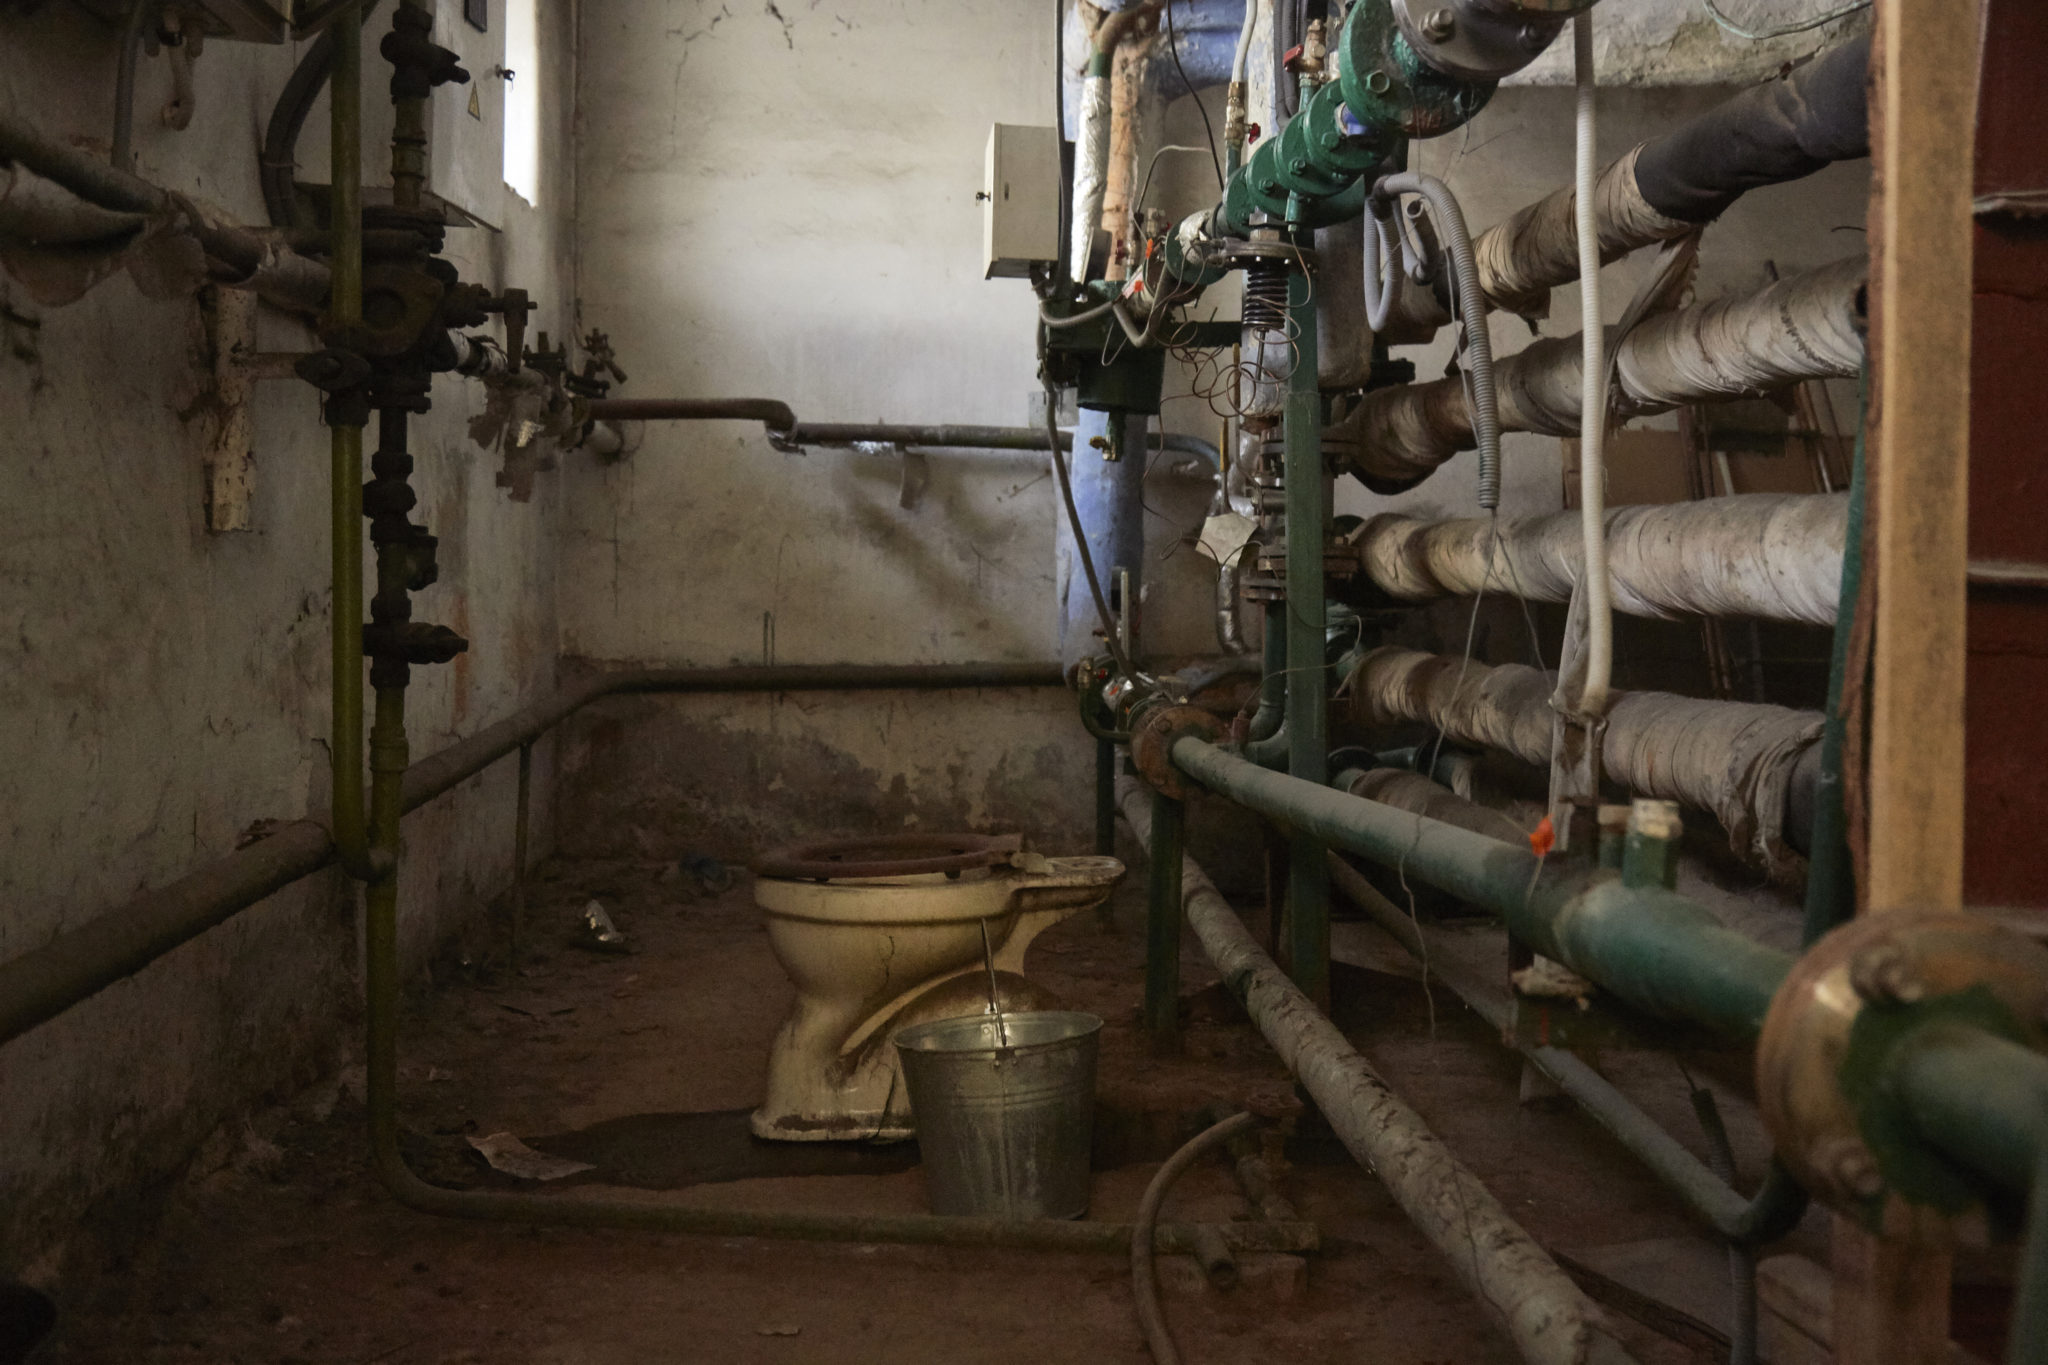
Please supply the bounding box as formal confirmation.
[1820,1137,1885,1201]
[1422,7,1456,40]
[1849,940,1927,1005]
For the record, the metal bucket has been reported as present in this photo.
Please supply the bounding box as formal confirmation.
[894,1010,1102,1220]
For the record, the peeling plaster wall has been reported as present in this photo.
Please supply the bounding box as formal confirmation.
[0,2,578,1271]
[1508,0,1871,87]
[564,0,1106,854]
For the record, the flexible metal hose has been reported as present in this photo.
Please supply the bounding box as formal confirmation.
[1371,171,1502,510]
[1132,1111,1260,1365]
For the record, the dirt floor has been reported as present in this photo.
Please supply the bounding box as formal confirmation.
[35,847,1809,1365]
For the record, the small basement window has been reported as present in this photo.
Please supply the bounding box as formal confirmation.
[502,0,539,205]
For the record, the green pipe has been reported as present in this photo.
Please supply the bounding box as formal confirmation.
[1323,850,1808,1244]
[1171,736,1792,1039]
[1095,737,1117,857]
[1144,789,1185,1048]
[1894,1025,2048,1201]
[1800,369,1867,946]
[1281,223,1329,1007]
[1245,601,1286,743]
[326,5,383,883]
[1116,779,1640,1365]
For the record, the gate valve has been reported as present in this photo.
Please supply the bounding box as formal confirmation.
[382,8,469,99]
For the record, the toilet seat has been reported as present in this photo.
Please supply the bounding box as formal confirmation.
[753,831,1023,882]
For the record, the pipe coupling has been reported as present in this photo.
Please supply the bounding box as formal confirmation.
[1756,910,2048,1240]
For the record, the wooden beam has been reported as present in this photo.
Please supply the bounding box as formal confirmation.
[1864,0,1979,914]
[1845,0,1982,1359]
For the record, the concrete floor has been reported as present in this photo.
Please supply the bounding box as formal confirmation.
[36,849,1778,1364]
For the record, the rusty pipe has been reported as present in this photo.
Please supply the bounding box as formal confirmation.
[0,660,1064,1047]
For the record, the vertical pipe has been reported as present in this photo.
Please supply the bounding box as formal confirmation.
[329,3,371,876]
[1281,233,1328,1007]
[511,740,532,967]
[1056,408,1145,665]
[389,0,432,212]
[1144,789,1186,1048]
[1801,371,1867,945]
[1095,737,1118,858]
[366,685,409,1188]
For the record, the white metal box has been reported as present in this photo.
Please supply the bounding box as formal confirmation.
[983,124,1060,281]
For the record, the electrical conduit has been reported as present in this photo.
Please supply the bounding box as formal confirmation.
[1571,12,1613,718]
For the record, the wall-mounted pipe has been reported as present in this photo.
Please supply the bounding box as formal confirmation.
[1470,34,1871,318]
[1332,256,1866,492]
[1116,777,1643,1365]
[0,661,1066,1049]
[786,422,1219,475]
[582,396,797,433]
[1345,492,1848,627]
[0,110,329,312]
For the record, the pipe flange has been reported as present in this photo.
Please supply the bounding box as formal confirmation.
[1130,705,1224,801]
[1757,911,2048,1241]
[1391,0,1567,85]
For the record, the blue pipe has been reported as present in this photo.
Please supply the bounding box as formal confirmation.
[1057,407,1148,664]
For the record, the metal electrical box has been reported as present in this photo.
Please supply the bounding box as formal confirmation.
[983,124,1059,280]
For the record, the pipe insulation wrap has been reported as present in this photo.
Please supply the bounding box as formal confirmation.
[1115,777,1641,1365]
[1346,647,1823,872]
[1467,35,1869,319]
[1070,72,1113,282]
[1334,256,1866,489]
[1473,146,1694,320]
[1347,493,1849,627]
[1632,34,1871,224]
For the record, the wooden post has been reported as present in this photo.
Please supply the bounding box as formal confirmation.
[1864,0,1978,912]
[1843,0,1981,1359]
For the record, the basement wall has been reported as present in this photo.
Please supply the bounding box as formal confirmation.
[561,0,1113,857]
[0,2,578,1272]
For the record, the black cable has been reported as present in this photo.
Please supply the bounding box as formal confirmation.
[1164,0,1224,192]
[260,1,385,229]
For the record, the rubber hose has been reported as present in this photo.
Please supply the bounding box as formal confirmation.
[1372,171,1501,509]
[1132,1111,1260,1365]
[1360,201,1407,334]
[260,1,385,229]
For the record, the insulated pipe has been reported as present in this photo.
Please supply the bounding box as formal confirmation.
[1344,494,1849,628]
[1572,11,1613,718]
[1057,408,1147,664]
[1117,777,1643,1365]
[1332,256,1867,491]
[0,661,1066,1048]
[1343,646,1823,871]
[0,109,330,310]
[1469,34,1871,318]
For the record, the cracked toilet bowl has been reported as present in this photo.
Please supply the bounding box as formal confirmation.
[749,833,1124,1142]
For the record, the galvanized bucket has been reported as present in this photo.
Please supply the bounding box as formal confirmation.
[894,1010,1102,1220]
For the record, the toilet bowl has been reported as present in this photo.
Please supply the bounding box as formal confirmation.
[749,832,1124,1142]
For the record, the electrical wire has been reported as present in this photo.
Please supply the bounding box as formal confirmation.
[1163,0,1225,192]
[1702,0,1870,41]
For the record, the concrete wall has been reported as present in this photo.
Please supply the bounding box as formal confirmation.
[563,0,1106,856]
[0,1,578,1272]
